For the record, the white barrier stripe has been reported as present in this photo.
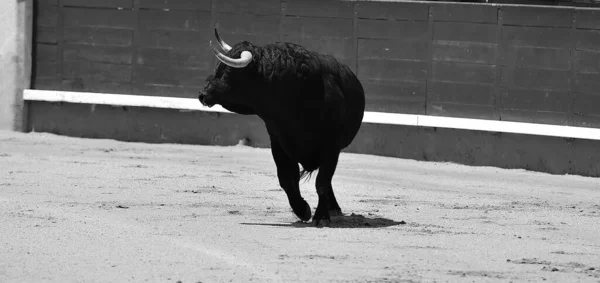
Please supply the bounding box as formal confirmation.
[23,89,232,113]
[23,89,600,141]
[362,111,417,126]
[417,115,600,140]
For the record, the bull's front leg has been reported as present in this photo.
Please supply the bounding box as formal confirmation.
[270,139,312,221]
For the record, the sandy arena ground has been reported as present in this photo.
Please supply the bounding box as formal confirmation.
[0,130,599,283]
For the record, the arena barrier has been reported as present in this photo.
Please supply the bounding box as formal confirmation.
[24,89,600,141]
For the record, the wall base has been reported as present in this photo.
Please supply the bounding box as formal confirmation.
[27,101,600,177]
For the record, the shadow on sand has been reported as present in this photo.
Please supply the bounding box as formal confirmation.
[241,213,406,229]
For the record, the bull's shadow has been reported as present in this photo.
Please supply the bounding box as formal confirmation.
[241,213,406,229]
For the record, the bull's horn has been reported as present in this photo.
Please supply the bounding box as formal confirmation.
[214,28,232,52]
[210,41,252,68]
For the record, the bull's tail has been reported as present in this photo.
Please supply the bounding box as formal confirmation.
[299,169,314,182]
[299,164,318,182]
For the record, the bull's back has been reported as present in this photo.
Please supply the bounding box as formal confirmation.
[295,54,365,150]
[265,44,365,156]
[335,63,365,150]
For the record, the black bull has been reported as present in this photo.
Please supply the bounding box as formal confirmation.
[198,29,365,227]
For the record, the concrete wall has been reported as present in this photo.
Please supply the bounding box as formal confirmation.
[31,0,600,128]
[0,0,32,131]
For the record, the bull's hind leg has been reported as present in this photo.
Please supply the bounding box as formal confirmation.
[327,188,342,217]
[270,139,312,221]
[312,150,341,227]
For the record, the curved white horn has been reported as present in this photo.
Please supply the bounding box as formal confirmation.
[210,41,252,68]
[214,28,232,52]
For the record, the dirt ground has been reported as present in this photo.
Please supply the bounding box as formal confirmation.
[0,130,599,283]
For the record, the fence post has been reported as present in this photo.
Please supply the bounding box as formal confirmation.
[0,0,33,131]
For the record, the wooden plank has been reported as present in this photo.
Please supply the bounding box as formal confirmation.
[358,38,429,61]
[499,91,568,121]
[35,27,58,44]
[138,10,211,31]
[131,84,202,98]
[63,7,136,29]
[428,103,496,120]
[570,15,579,127]
[284,16,353,38]
[573,93,600,117]
[214,32,280,46]
[433,22,497,43]
[285,0,354,19]
[572,114,600,128]
[36,4,58,28]
[133,65,207,87]
[365,98,425,115]
[362,80,425,114]
[574,73,600,96]
[501,46,571,70]
[215,0,280,15]
[501,67,570,91]
[432,4,497,24]
[355,1,428,21]
[357,19,428,40]
[283,31,357,68]
[493,8,504,121]
[576,10,600,30]
[432,41,496,64]
[61,0,133,9]
[502,26,572,49]
[339,58,355,73]
[427,81,493,106]
[575,29,600,52]
[126,0,139,91]
[283,36,353,59]
[32,78,63,91]
[34,61,60,79]
[500,88,571,113]
[139,0,211,11]
[500,109,570,126]
[352,5,358,72]
[358,59,428,82]
[431,61,496,85]
[214,13,280,35]
[426,5,434,111]
[137,30,209,49]
[35,44,58,62]
[54,0,63,87]
[502,6,571,28]
[62,60,133,83]
[63,27,133,46]
[63,44,133,64]
[38,0,58,5]
[60,80,132,94]
[136,47,213,69]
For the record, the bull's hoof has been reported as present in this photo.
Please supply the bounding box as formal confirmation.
[292,201,312,221]
[312,218,330,228]
[312,205,330,227]
[329,208,343,217]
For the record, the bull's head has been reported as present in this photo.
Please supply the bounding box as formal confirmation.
[198,28,257,115]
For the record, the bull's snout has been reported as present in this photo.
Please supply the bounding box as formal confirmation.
[198,90,214,107]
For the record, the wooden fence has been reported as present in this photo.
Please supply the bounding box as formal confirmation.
[33,0,600,128]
